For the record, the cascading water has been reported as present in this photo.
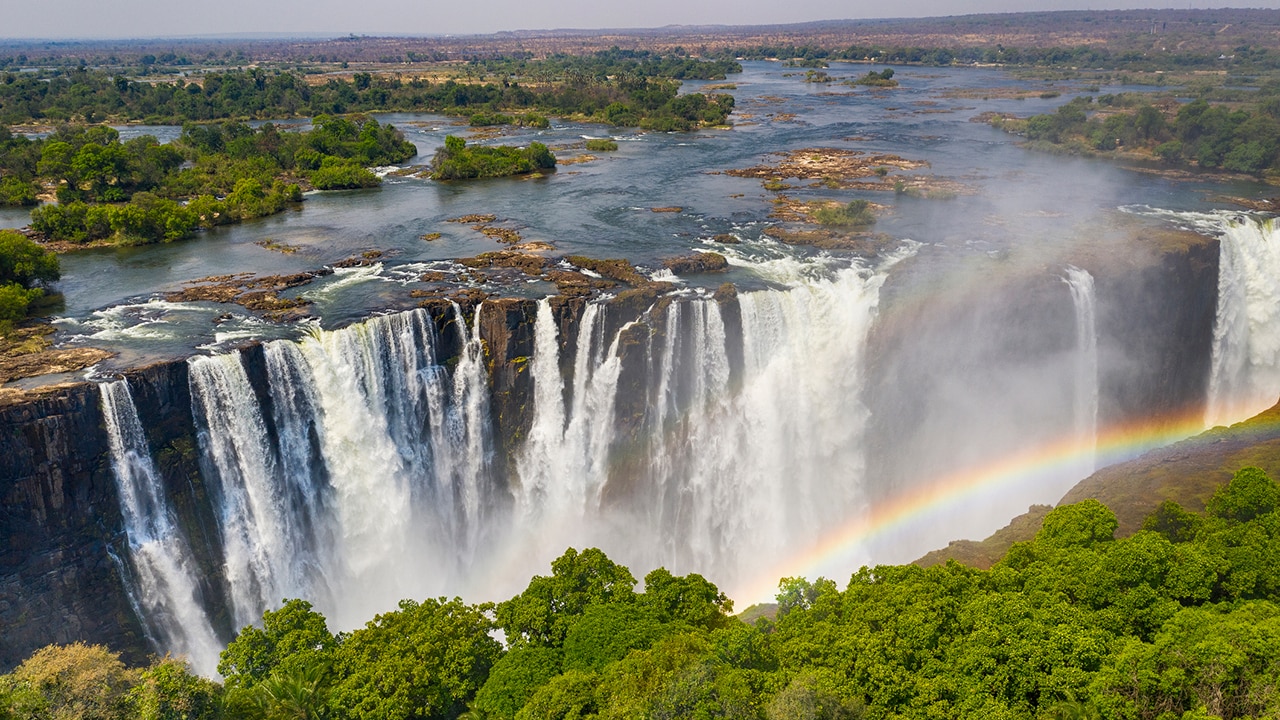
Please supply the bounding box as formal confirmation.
[189,353,306,629]
[116,245,1123,674]
[99,379,222,676]
[1064,266,1099,472]
[186,306,497,633]
[1207,215,1280,427]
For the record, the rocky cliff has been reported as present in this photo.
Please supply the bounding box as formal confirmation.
[0,230,1225,668]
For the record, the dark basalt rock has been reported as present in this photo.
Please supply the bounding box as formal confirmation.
[0,231,1223,669]
[661,252,729,274]
[0,383,147,669]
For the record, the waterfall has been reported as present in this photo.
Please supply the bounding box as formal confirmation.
[1207,216,1280,427]
[114,256,897,670]
[1064,266,1099,471]
[272,306,493,627]
[189,352,306,628]
[99,380,222,676]
[516,298,568,515]
[514,302,628,549]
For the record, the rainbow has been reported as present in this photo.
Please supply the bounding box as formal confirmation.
[733,408,1223,605]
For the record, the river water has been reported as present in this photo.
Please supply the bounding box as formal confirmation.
[26,63,1280,665]
[34,61,1264,365]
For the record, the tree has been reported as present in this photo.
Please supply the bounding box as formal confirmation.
[775,576,838,619]
[1035,500,1117,549]
[0,229,59,329]
[1,642,139,720]
[640,568,734,631]
[329,597,501,720]
[496,548,637,648]
[1141,500,1202,543]
[218,599,337,690]
[130,658,222,720]
[472,647,563,720]
[514,670,598,720]
[767,671,865,720]
[1206,467,1279,523]
[563,603,669,672]
[229,662,330,720]
[0,229,60,287]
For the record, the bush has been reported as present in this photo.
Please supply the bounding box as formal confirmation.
[430,137,556,181]
[812,199,875,227]
[0,229,60,286]
[308,159,380,190]
[0,176,38,206]
[0,281,42,328]
[585,139,619,152]
[470,111,515,127]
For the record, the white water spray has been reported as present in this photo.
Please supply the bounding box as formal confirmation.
[1064,266,1099,471]
[1207,216,1280,427]
[189,353,304,628]
[99,379,222,675]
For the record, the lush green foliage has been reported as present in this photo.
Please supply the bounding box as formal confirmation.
[11,115,413,246]
[812,199,875,227]
[850,68,898,87]
[0,643,142,720]
[429,136,555,181]
[329,598,500,720]
[584,139,619,152]
[0,228,58,327]
[217,599,337,690]
[0,57,735,130]
[1007,93,1280,175]
[7,468,1280,719]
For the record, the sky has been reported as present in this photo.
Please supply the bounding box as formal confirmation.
[2,0,1278,40]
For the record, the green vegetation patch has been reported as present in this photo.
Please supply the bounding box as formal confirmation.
[811,198,875,227]
[0,229,59,331]
[850,68,899,88]
[430,135,556,181]
[7,468,1280,719]
[1001,92,1280,176]
[11,115,414,248]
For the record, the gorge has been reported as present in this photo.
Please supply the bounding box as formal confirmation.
[3,54,1280,680]
[3,208,1276,674]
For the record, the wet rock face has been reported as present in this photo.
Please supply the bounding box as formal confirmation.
[1094,238,1219,430]
[0,384,147,670]
[0,237,1221,669]
[862,236,1220,503]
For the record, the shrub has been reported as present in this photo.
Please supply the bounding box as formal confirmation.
[0,229,60,286]
[812,199,875,227]
[309,160,380,190]
[430,137,556,181]
[585,139,619,152]
[0,176,38,206]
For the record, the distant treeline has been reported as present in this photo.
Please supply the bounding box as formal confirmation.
[465,48,742,81]
[999,92,1280,175]
[0,51,738,128]
[2,117,415,246]
[727,43,1280,72]
[3,467,1280,719]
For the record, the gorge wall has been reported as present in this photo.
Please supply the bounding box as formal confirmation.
[0,230,1224,672]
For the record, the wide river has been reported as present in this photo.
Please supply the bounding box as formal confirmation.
[7,61,1268,373]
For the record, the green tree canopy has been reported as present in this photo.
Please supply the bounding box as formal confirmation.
[217,599,337,690]
[495,547,637,648]
[0,229,59,288]
[1207,466,1279,523]
[329,597,500,720]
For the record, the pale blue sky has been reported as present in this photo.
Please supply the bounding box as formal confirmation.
[2,1,1276,40]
